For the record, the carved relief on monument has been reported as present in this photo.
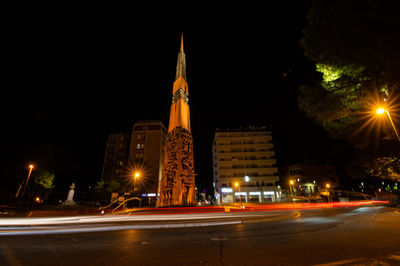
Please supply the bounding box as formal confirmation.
[159,126,195,206]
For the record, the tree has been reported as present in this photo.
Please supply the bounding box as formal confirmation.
[299,0,400,140]
[94,181,105,192]
[369,155,400,181]
[33,171,55,201]
[94,180,121,193]
[34,171,55,189]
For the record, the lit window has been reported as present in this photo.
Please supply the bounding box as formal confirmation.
[136,144,140,150]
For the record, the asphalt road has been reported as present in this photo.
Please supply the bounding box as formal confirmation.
[1,206,399,265]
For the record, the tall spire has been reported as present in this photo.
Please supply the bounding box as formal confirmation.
[180,33,184,51]
[175,33,186,81]
[159,33,195,207]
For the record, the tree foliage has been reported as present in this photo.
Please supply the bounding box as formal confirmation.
[95,180,121,192]
[298,0,400,139]
[34,171,55,189]
[369,156,400,181]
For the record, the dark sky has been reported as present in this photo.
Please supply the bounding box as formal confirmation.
[1,3,354,193]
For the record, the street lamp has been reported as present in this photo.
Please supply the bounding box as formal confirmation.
[376,107,400,142]
[234,182,243,207]
[289,179,294,202]
[326,183,331,202]
[21,164,34,200]
[134,172,140,180]
[132,171,141,192]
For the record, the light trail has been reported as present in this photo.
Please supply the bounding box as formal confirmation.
[0,221,242,236]
[0,200,387,226]
[0,212,265,226]
[0,201,388,236]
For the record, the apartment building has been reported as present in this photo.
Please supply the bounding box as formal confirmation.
[212,126,281,204]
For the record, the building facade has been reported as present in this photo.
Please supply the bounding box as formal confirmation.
[213,127,281,204]
[159,34,196,207]
[101,133,130,184]
[128,121,166,206]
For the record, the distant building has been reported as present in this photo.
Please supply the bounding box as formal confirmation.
[128,120,166,206]
[213,126,281,204]
[101,133,130,184]
[287,163,338,194]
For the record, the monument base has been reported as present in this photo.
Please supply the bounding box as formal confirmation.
[63,200,76,206]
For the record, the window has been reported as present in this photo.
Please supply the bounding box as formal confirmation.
[148,125,161,130]
[136,144,141,150]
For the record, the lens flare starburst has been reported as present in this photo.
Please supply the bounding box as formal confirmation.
[354,89,400,144]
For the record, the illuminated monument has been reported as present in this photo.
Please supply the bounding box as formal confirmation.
[158,34,196,207]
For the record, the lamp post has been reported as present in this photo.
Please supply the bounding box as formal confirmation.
[133,171,140,192]
[376,107,400,142]
[21,164,34,200]
[234,182,242,208]
[326,183,330,202]
[289,179,294,202]
[127,171,141,208]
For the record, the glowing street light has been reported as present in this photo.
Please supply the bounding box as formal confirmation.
[326,183,331,202]
[130,170,142,194]
[134,171,140,180]
[376,108,385,115]
[21,164,34,200]
[234,182,243,207]
[376,107,400,142]
[289,179,295,202]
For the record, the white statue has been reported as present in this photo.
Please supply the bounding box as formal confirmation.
[63,182,76,206]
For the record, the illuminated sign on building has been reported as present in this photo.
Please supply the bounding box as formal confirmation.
[221,187,233,193]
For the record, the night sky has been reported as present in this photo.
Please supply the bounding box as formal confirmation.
[2,3,354,194]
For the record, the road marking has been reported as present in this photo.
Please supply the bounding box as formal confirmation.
[394,210,400,215]
[313,258,366,266]
[0,243,22,266]
[70,236,79,243]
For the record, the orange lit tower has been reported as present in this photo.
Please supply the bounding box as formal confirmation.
[158,34,196,206]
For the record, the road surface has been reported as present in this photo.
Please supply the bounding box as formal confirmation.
[0,206,399,265]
